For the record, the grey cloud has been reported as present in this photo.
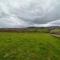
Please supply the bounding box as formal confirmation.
[0,0,60,28]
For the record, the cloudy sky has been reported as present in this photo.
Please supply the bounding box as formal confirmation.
[0,0,60,28]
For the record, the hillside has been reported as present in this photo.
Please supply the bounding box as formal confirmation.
[0,26,60,32]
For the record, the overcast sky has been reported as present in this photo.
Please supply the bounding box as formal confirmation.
[0,0,60,28]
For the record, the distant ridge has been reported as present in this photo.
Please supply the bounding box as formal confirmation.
[0,26,60,32]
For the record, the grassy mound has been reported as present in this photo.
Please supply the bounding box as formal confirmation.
[0,32,60,60]
[50,29,60,37]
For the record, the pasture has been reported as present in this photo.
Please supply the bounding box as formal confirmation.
[0,32,60,60]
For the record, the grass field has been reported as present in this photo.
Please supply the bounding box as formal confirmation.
[0,32,60,60]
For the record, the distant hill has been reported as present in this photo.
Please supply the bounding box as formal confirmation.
[0,26,60,32]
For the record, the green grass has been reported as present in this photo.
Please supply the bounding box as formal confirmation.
[0,32,60,60]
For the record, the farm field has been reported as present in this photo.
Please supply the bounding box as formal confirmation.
[0,32,60,60]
